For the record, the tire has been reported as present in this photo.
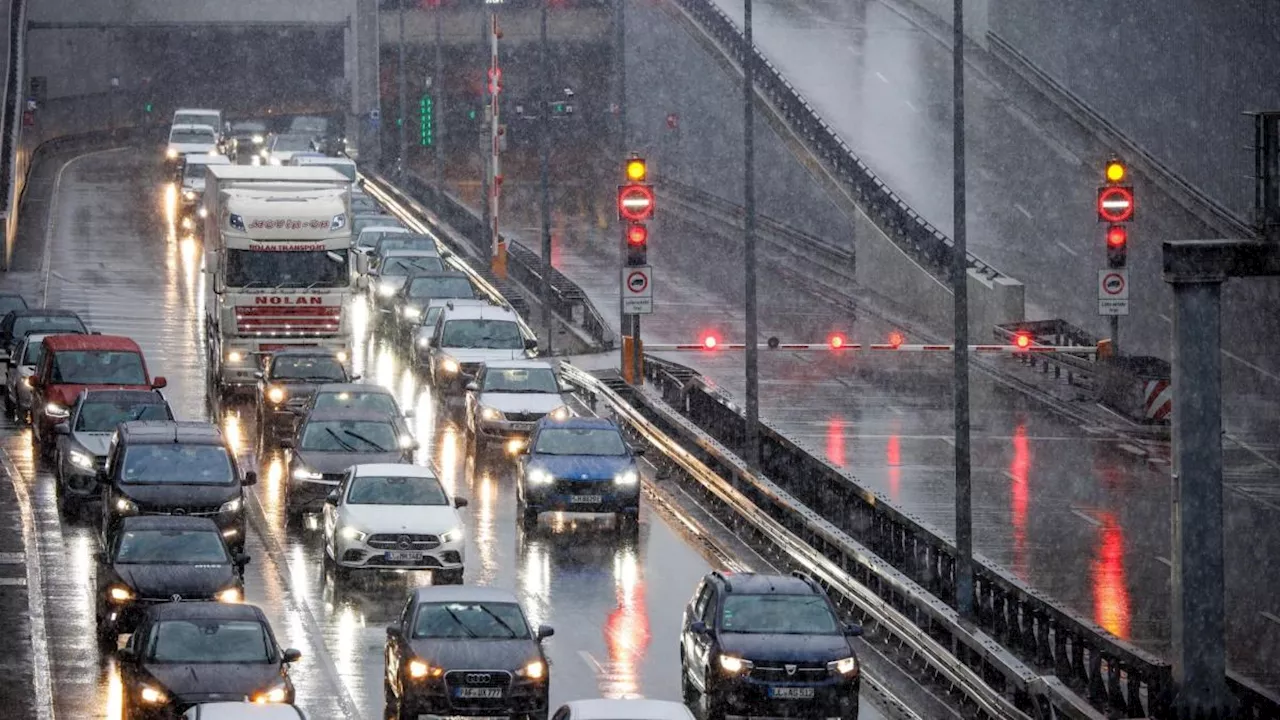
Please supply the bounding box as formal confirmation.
[95,610,118,651]
[518,496,538,530]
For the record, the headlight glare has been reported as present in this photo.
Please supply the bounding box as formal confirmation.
[527,468,553,486]
[441,358,459,374]
[377,282,398,297]
[226,350,244,363]
[519,660,546,679]
[267,386,286,404]
[829,656,859,676]
[548,406,571,421]
[219,497,242,514]
[614,469,639,486]
[115,497,138,514]
[69,450,95,470]
[480,406,502,422]
[293,467,323,481]
[340,526,367,542]
[336,351,348,363]
[251,683,287,703]
[215,587,242,603]
[166,148,178,159]
[108,585,134,602]
[140,685,168,704]
[408,659,431,679]
[402,306,422,320]
[440,527,463,544]
[719,655,752,674]
[45,402,69,418]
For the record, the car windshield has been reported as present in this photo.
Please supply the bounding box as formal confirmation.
[413,602,531,640]
[272,134,313,151]
[75,400,170,432]
[483,367,559,393]
[147,619,273,664]
[225,249,349,289]
[51,350,147,385]
[12,316,86,340]
[377,237,436,254]
[313,391,398,416]
[122,445,235,485]
[346,475,447,506]
[182,163,213,181]
[381,256,444,276]
[299,420,398,452]
[115,529,230,564]
[720,594,840,635]
[175,113,219,129]
[0,297,27,315]
[533,427,627,456]
[19,339,46,366]
[440,319,522,349]
[272,356,345,381]
[290,117,328,134]
[232,122,267,134]
[170,128,215,144]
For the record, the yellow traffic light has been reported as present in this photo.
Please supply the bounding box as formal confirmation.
[1105,159,1126,183]
[625,157,647,182]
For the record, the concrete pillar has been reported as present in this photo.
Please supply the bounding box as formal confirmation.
[351,0,381,164]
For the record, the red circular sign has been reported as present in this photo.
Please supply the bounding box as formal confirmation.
[1102,272,1126,295]
[1097,186,1134,222]
[618,185,654,222]
[626,270,649,294]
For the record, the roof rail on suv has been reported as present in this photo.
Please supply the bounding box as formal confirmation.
[710,570,734,592]
[790,570,823,593]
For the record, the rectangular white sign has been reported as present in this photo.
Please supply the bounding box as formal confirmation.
[621,266,654,315]
[1098,269,1130,316]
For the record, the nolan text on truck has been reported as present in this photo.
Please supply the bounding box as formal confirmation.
[201,166,356,398]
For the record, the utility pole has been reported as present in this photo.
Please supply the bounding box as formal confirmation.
[433,3,444,187]
[614,0,628,343]
[488,12,506,278]
[396,0,408,169]
[743,0,760,469]
[539,0,554,354]
[951,0,974,619]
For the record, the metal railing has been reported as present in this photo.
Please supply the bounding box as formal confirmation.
[1,0,28,268]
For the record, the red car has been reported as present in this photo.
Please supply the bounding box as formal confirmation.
[30,335,166,457]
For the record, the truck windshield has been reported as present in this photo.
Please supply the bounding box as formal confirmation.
[225,249,349,289]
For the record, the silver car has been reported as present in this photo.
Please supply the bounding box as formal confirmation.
[464,360,571,455]
[3,332,52,422]
[53,389,173,514]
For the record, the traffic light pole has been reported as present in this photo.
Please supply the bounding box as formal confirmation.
[397,0,408,168]
[539,0,553,354]
[742,0,761,469]
[434,3,444,187]
[951,0,975,620]
[1110,315,1120,356]
[615,0,628,343]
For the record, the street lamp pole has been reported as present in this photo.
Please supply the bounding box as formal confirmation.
[539,0,554,354]
[743,0,760,469]
[434,2,444,187]
[397,0,408,168]
[951,0,974,618]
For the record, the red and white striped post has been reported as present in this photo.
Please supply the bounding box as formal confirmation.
[488,13,507,278]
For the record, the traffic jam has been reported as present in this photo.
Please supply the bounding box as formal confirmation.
[0,109,869,720]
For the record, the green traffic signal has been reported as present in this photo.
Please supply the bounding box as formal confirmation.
[144,102,153,113]
[418,95,434,147]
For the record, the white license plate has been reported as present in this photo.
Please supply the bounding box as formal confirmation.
[385,551,423,562]
[454,687,503,699]
[570,494,602,504]
[419,716,508,720]
[768,686,816,699]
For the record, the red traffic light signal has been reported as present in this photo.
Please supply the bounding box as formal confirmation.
[617,184,655,222]
[626,223,648,246]
[1097,186,1134,223]
[1107,225,1127,248]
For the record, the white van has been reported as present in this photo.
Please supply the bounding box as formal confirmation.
[172,108,224,139]
[166,124,219,165]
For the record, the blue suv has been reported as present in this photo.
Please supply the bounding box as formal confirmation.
[680,571,863,720]
[516,417,643,527]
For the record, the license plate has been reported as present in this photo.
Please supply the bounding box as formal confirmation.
[385,551,423,562]
[570,495,602,504]
[454,687,503,699]
[768,686,816,699]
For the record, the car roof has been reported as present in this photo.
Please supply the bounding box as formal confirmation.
[711,572,822,596]
[351,463,438,478]
[301,408,399,423]
[481,359,556,371]
[146,601,265,622]
[118,421,225,446]
[562,699,696,720]
[118,515,222,532]
[312,383,392,395]
[184,703,307,719]
[539,416,616,431]
[42,334,141,352]
[412,585,521,604]
[381,248,441,259]
[171,123,217,131]
[360,225,410,236]
[6,308,80,319]
[439,304,518,321]
[77,389,167,403]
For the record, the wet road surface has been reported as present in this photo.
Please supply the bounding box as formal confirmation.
[0,147,907,718]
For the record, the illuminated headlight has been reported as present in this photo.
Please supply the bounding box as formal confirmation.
[251,682,287,704]
[45,402,69,418]
[183,190,196,200]
[527,468,554,486]
[516,660,546,680]
[402,305,421,320]
[439,527,463,544]
[614,469,638,486]
[340,526,367,542]
[115,497,138,514]
[259,149,270,158]
[267,386,287,404]
[335,351,348,364]
[399,434,416,449]
[215,587,242,603]
[269,157,281,166]
[226,350,244,363]
[198,206,208,218]
[219,497,242,515]
[293,467,323,482]
[140,685,168,704]
[440,358,459,374]
[330,213,347,231]
[408,659,431,679]
[69,450,95,470]
[377,282,398,297]
[480,406,503,422]
[108,585,134,603]
[719,655,753,674]
[548,405,570,421]
[180,217,194,230]
[21,376,32,388]
[208,149,218,156]
[828,656,859,676]
[505,438,526,454]
[165,148,178,159]
[252,134,265,144]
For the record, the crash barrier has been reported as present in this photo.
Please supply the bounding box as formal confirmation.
[559,359,1110,720]
[641,353,1280,719]
[1098,355,1173,426]
[377,167,616,351]
[1,0,27,267]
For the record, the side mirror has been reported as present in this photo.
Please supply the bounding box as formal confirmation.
[54,422,71,436]
[524,338,539,351]
[386,626,401,640]
[630,446,646,457]
[235,554,251,567]
[278,438,295,449]
[558,383,574,394]
[281,648,302,664]
[325,489,340,504]
[536,624,555,641]
[464,382,479,392]
[242,470,258,486]
[844,623,864,637]
[117,647,136,662]
[690,620,709,636]
[453,496,469,509]
[152,376,167,389]
[253,371,264,380]
[349,374,361,381]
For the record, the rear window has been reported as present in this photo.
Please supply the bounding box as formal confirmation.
[313,391,398,416]
[12,316,86,340]
[20,340,45,366]
[51,350,147,385]
[170,128,216,145]
[408,277,476,300]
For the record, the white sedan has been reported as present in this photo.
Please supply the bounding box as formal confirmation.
[321,463,468,583]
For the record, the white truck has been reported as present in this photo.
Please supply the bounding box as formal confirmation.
[202,165,355,397]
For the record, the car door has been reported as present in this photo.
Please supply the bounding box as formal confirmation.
[691,583,719,689]
[387,594,416,692]
[322,469,353,548]
[464,367,486,431]
[682,581,709,678]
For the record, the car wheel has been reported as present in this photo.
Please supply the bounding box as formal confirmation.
[95,614,117,651]
[518,497,538,529]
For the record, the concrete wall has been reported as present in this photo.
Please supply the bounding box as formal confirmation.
[29,0,348,26]
[990,0,1280,222]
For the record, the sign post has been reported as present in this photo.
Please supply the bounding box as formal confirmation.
[619,156,652,384]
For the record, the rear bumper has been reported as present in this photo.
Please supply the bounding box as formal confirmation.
[524,483,639,513]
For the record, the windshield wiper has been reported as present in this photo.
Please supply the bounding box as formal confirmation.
[343,430,388,452]
[443,606,479,638]
[474,605,519,638]
[324,428,358,453]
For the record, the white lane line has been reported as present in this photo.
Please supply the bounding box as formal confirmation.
[42,148,127,307]
[1,449,54,720]
[1070,508,1102,527]
[1158,313,1171,324]
[1054,240,1078,257]
[1118,443,1147,457]
[0,551,24,563]
[579,649,605,674]
[1014,203,1033,219]
[1221,349,1280,383]
[874,71,889,84]
[0,577,26,586]
[1155,556,1172,568]
[1261,611,1280,626]
[903,99,918,113]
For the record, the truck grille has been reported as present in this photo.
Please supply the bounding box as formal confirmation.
[235,306,341,335]
[138,502,222,517]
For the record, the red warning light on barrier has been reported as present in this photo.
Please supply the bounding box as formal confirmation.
[888,331,905,349]
[1014,332,1032,349]
[828,333,846,350]
[702,334,719,350]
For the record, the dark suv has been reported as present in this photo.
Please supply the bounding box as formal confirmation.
[254,348,351,448]
[99,421,256,553]
[680,571,863,720]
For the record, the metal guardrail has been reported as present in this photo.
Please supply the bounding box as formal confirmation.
[559,360,1111,720]
[670,0,1009,287]
[1,0,28,269]
[641,353,1280,719]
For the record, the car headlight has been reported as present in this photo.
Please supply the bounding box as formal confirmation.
[215,587,242,603]
[226,350,244,363]
[527,468,554,486]
[69,450,96,470]
[828,656,859,676]
[439,527,463,544]
[251,682,287,704]
[45,402,69,418]
[408,659,432,679]
[614,469,638,486]
[402,305,421,320]
[21,376,32,388]
[267,386,286,404]
[115,497,138,514]
[198,206,208,218]
[719,655,753,674]
[330,213,347,231]
[340,526,368,542]
[517,660,546,680]
[440,358,459,374]
[293,466,323,482]
[183,190,196,200]
[252,134,265,144]
[269,157,281,166]
[219,497,242,514]
[377,282,398,297]
[140,685,168,704]
[108,585,134,603]
[480,406,503,422]
[548,405,571,421]
[166,148,178,159]
[336,351,348,363]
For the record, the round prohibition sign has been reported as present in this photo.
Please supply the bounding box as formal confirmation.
[626,270,649,294]
[1102,272,1126,295]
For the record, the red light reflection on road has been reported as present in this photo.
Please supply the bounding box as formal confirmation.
[1009,424,1030,581]
[886,431,900,501]
[1092,512,1131,639]
[603,551,650,698]
[826,417,846,468]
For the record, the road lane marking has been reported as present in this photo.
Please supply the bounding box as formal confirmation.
[1155,556,1172,568]
[1070,508,1102,527]
[1261,611,1280,626]
[1118,443,1147,457]
[1,449,54,720]
[903,99,918,113]
[1014,203,1033,219]
[874,71,889,84]
[1054,240,1078,257]
[1221,349,1280,384]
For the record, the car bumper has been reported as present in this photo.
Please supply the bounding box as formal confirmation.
[58,460,102,498]
[717,677,860,718]
[404,682,547,718]
[476,419,538,441]
[262,404,303,435]
[524,483,640,513]
[334,535,465,571]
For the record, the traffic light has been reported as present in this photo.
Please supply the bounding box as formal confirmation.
[1097,156,1134,223]
[626,222,648,265]
[626,157,646,182]
[617,155,654,222]
[418,95,434,147]
[1106,224,1128,268]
